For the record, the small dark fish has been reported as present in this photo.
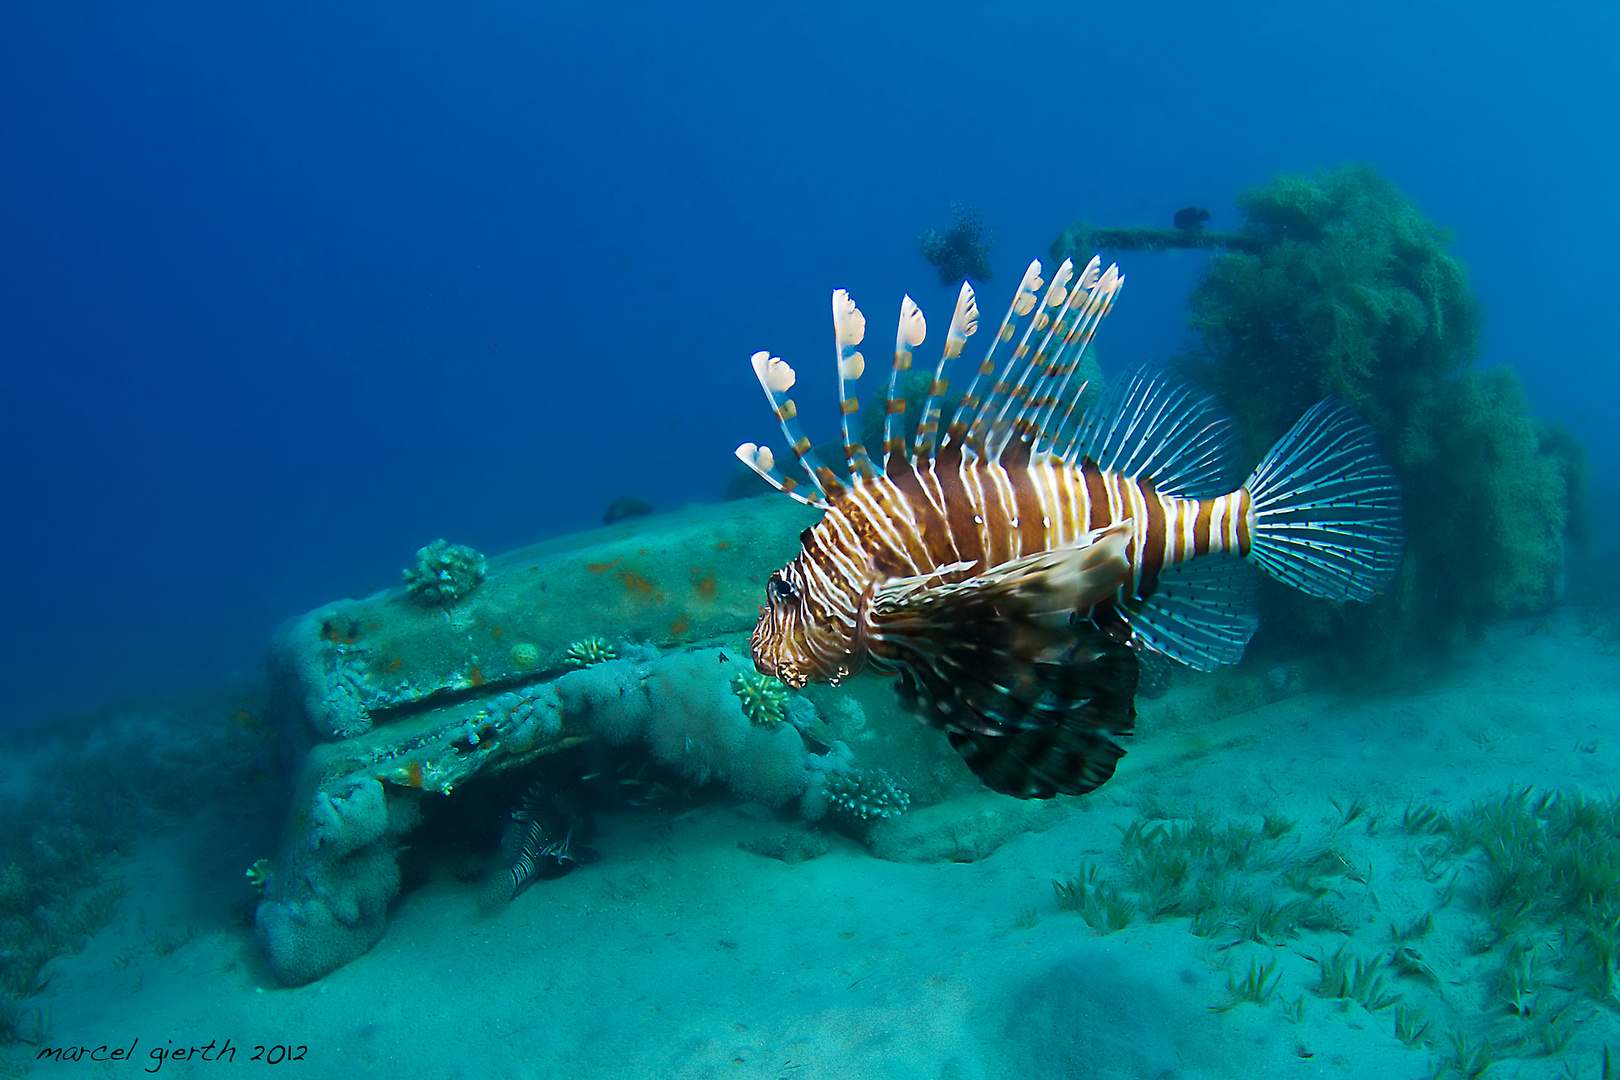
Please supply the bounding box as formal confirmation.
[1174,206,1211,230]
[504,781,597,898]
[602,495,653,524]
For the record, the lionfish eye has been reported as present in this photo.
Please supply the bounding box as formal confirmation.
[766,573,799,605]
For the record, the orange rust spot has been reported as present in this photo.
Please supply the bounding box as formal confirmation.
[489,626,503,639]
[468,666,485,687]
[404,762,424,788]
[320,618,362,645]
[616,569,659,597]
[587,555,624,574]
[715,540,731,550]
[385,656,402,672]
[364,620,382,631]
[670,616,690,637]
[692,569,718,602]
[637,548,648,555]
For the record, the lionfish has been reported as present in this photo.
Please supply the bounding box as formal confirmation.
[735,255,1403,799]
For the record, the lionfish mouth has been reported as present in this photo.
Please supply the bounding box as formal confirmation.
[750,646,809,689]
[749,625,805,688]
[772,662,809,689]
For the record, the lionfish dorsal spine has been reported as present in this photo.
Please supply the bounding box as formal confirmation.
[963,258,1059,456]
[1022,256,1110,455]
[832,290,877,483]
[911,281,978,464]
[943,259,1044,458]
[734,441,824,508]
[984,257,1077,460]
[882,295,926,473]
[736,350,839,508]
[1046,260,1123,460]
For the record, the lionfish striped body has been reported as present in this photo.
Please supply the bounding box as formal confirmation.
[737,255,1402,799]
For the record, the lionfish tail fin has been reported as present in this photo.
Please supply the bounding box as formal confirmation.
[1245,399,1404,601]
[864,522,1139,798]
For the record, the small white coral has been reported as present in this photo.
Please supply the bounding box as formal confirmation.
[564,636,617,668]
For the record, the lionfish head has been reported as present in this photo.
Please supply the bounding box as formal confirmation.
[749,553,859,689]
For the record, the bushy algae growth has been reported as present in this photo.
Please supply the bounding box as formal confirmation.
[1181,165,1581,654]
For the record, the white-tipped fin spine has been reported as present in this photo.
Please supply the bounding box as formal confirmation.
[883,296,926,472]
[734,442,826,508]
[944,259,1045,456]
[985,258,1078,459]
[912,282,978,462]
[1041,258,1123,455]
[747,350,840,503]
[832,290,876,482]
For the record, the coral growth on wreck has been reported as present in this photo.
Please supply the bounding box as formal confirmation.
[824,766,911,823]
[403,539,487,606]
[730,669,789,726]
[563,636,617,668]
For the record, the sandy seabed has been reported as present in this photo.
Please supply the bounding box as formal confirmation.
[11,610,1620,1080]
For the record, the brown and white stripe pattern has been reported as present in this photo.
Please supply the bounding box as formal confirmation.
[752,450,1253,687]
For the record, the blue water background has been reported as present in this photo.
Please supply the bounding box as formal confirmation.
[1,1,1614,725]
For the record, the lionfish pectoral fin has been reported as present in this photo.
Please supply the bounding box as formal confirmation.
[866,520,1134,663]
[946,700,1132,799]
[912,618,1139,799]
[1126,554,1261,672]
[864,523,1139,797]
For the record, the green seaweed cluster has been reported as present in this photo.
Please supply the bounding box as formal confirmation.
[563,635,617,668]
[1407,789,1620,1013]
[402,539,488,606]
[729,669,789,725]
[1054,809,1351,944]
[1050,793,1620,1075]
[1180,165,1581,655]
